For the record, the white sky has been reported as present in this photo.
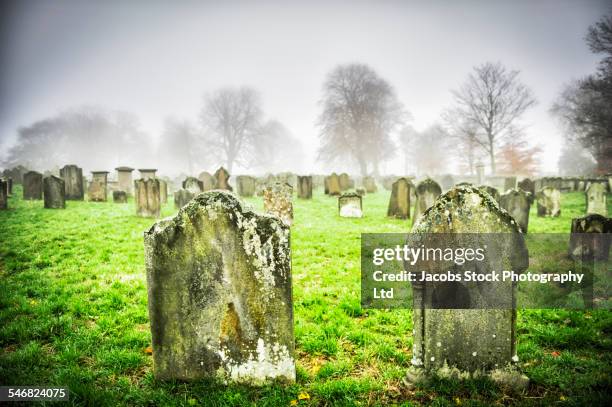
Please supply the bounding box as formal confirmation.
[0,0,609,174]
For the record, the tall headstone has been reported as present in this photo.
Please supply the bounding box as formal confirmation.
[135,178,160,218]
[585,182,607,216]
[89,171,109,202]
[339,173,350,191]
[145,191,295,384]
[297,176,312,199]
[183,176,204,194]
[413,178,442,223]
[236,175,257,197]
[517,178,535,196]
[43,176,66,209]
[479,185,500,203]
[139,168,157,180]
[174,189,195,210]
[0,179,7,209]
[214,167,232,191]
[159,179,168,204]
[113,190,128,203]
[198,171,216,191]
[60,164,84,200]
[387,177,411,219]
[23,171,43,200]
[263,182,293,226]
[536,187,561,217]
[115,167,134,195]
[338,192,363,218]
[499,189,532,233]
[327,173,341,196]
[362,176,377,194]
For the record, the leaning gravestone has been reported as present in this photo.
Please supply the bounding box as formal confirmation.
[339,173,350,191]
[517,178,535,196]
[363,176,377,193]
[236,175,257,197]
[0,179,7,209]
[60,164,84,200]
[406,185,528,389]
[43,176,66,209]
[89,171,109,202]
[135,178,160,218]
[23,171,43,200]
[585,182,607,216]
[479,185,500,203]
[297,176,312,199]
[327,173,341,196]
[183,176,204,194]
[113,190,128,203]
[387,177,411,219]
[536,187,561,217]
[263,183,293,226]
[500,189,532,233]
[145,191,295,384]
[338,192,363,218]
[174,189,195,210]
[413,178,442,223]
[214,167,233,191]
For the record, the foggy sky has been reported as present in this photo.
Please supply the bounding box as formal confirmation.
[1,0,609,174]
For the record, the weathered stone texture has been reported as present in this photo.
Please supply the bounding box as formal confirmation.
[536,187,561,217]
[263,183,293,226]
[338,192,363,218]
[387,177,411,219]
[43,176,66,209]
[113,190,128,203]
[413,178,442,223]
[236,176,257,197]
[297,176,312,199]
[135,178,161,218]
[23,171,43,200]
[585,182,607,216]
[499,189,532,232]
[214,167,233,191]
[60,165,84,200]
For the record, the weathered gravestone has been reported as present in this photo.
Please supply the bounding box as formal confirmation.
[145,191,295,384]
[236,175,257,197]
[0,179,7,209]
[183,176,204,194]
[113,190,128,203]
[536,187,561,217]
[413,178,442,223]
[115,167,134,195]
[406,186,528,389]
[159,179,168,204]
[479,185,500,203]
[43,176,66,209]
[60,164,84,200]
[363,176,377,194]
[387,177,411,219]
[327,173,341,196]
[569,214,612,261]
[89,171,109,202]
[23,171,43,200]
[338,192,363,218]
[585,182,607,216]
[198,171,216,192]
[6,178,13,195]
[500,189,532,233]
[174,189,195,210]
[339,173,350,191]
[214,167,233,191]
[263,183,293,226]
[517,178,535,196]
[139,168,157,180]
[135,178,160,218]
[297,176,312,199]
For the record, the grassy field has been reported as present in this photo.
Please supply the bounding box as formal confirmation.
[0,185,611,406]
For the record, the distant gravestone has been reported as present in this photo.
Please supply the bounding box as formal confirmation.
[60,164,84,200]
[297,176,312,199]
[500,189,532,232]
[327,173,341,196]
[504,176,517,192]
[406,186,528,388]
[115,167,134,195]
[89,171,109,202]
[23,171,43,200]
[199,171,216,192]
[135,178,160,218]
[363,176,377,194]
[569,214,612,261]
[339,173,350,191]
[536,187,561,217]
[355,187,366,197]
[517,178,535,196]
[159,179,168,204]
[440,174,455,191]
[479,185,500,203]
[236,175,257,197]
[6,178,13,195]
[585,183,607,216]
[214,167,232,191]
[183,176,204,194]
[263,183,293,226]
[43,176,66,209]
[387,177,411,219]
[338,192,363,218]
[476,162,485,185]
[413,178,442,223]
[577,180,586,192]
[139,168,157,180]
[113,190,128,203]
[145,191,295,384]
[0,179,7,209]
[174,188,195,209]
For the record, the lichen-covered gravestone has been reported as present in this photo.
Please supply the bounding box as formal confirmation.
[174,189,195,210]
[338,192,363,218]
[236,175,257,197]
[517,178,535,196]
[214,167,233,191]
[113,190,128,203]
[134,178,160,218]
[60,164,84,200]
[479,185,500,203]
[387,177,411,219]
[183,176,204,194]
[500,189,532,233]
[23,171,43,200]
[585,183,607,216]
[145,191,295,384]
[0,179,7,209]
[43,176,66,209]
[327,173,341,196]
[536,187,561,217]
[263,183,293,226]
[297,176,312,199]
[89,171,109,202]
[406,186,529,389]
[199,171,216,192]
[413,178,442,223]
[363,176,377,193]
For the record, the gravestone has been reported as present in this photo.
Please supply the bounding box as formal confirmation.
[324,176,330,195]
[440,174,455,191]
[159,179,168,204]
[504,176,517,192]
[479,185,500,203]
[413,178,442,223]
[536,187,561,217]
[43,176,66,209]
[476,162,485,185]
[406,185,528,388]
[145,191,295,384]
[327,173,341,196]
[174,189,195,209]
[382,176,396,191]
[60,164,84,200]
[139,168,157,180]
[214,167,233,191]
[363,176,377,194]
[387,177,411,219]
[517,178,535,196]
[198,171,216,191]
[89,171,109,202]
[236,175,257,197]
[23,171,43,200]
[585,183,607,216]
[115,167,134,195]
[338,192,363,218]
[0,179,7,209]
[355,187,366,197]
[113,190,128,203]
[183,176,204,194]
[135,178,160,218]
[499,189,532,233]
[6,178,13,195]
[263,183,293,226]
[339,173,350,191]
[297,176,312,199]
[569,214,612,261]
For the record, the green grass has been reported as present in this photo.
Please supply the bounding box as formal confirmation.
[0,185,611,406]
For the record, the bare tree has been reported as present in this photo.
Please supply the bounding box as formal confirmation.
[402,124,450,176]
[442,109,483,175]
[317,63,406,177]
[253,119,304,172]
[450,62,537,174]
[158,117,203,175]
[200,87,263,173]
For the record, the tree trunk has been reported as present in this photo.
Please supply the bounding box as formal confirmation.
[488,135,496,175]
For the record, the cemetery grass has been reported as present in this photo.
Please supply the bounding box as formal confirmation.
[0,186,610,406]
